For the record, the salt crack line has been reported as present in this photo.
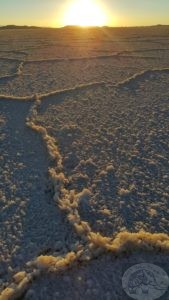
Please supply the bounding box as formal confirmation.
[0,61,32,83]
[0,95,34,101]
[17,61,24,75]
[39,81,107,99]
[113,67,169,90]
[24,53,156,64]
[24,54,119,64]
[0,50,28,56]
[0,57,22,63]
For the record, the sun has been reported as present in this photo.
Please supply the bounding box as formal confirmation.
[64,0,107,27]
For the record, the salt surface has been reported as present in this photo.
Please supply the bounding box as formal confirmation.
[0,26,169,299]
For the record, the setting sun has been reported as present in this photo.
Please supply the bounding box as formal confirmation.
[63,0,107,27]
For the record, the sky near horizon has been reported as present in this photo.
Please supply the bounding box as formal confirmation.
[0,0,169,27]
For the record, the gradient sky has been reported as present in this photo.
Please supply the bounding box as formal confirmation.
[0,0,169,27]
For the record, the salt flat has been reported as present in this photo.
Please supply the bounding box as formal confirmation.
[0,26,169,299]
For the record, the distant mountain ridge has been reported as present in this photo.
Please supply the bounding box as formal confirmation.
[0,25,40,30]
[0,24,168,31]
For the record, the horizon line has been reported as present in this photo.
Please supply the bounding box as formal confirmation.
[0,24,169,29]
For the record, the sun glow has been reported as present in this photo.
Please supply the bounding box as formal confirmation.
[64,0,107,27]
